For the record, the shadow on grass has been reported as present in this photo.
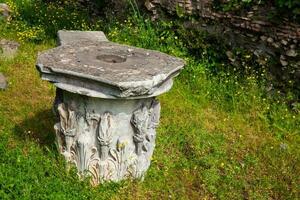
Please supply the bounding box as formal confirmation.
[14,109,57,150]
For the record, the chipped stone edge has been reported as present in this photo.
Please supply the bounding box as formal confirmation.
[36,62,183,99]
[37,31,185,99]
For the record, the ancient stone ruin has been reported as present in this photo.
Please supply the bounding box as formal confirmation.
[36,30,185,185]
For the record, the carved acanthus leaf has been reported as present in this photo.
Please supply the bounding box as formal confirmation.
[108,147,124,179]
[57,103,76,137]
[71,134,100,178]
[131,106,150,143]
[149,100,161,129]
[54,123,64,153]
[97,112,113,146]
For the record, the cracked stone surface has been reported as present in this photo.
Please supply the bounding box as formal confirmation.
[37,33,185,99]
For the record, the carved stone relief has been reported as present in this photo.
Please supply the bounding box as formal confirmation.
[37,30,184,186]
[54,97,161,186]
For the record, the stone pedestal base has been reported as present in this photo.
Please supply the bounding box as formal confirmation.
[54,90,160,185]
[36,30,184,185]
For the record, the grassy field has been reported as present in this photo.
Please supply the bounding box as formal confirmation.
[0,1,299,199]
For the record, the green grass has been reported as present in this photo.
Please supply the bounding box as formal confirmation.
[0,1,299,199]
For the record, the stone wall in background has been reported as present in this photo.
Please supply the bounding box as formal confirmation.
[143,0,300,93]
[145,0,300,40]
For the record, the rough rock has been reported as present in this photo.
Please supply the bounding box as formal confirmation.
[281,40,288,46]
[0,39,20,58]
[286,49,298,57]
[267,37,274,43]
[260,36,267,41]
[0,73,7,90]
[226,51,235,62]
[0,3,10,19]
[290,44,296,49]
[280,59,288,66]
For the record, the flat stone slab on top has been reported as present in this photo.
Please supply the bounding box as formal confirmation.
[36,30,185,186]
[37,40,185,99]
